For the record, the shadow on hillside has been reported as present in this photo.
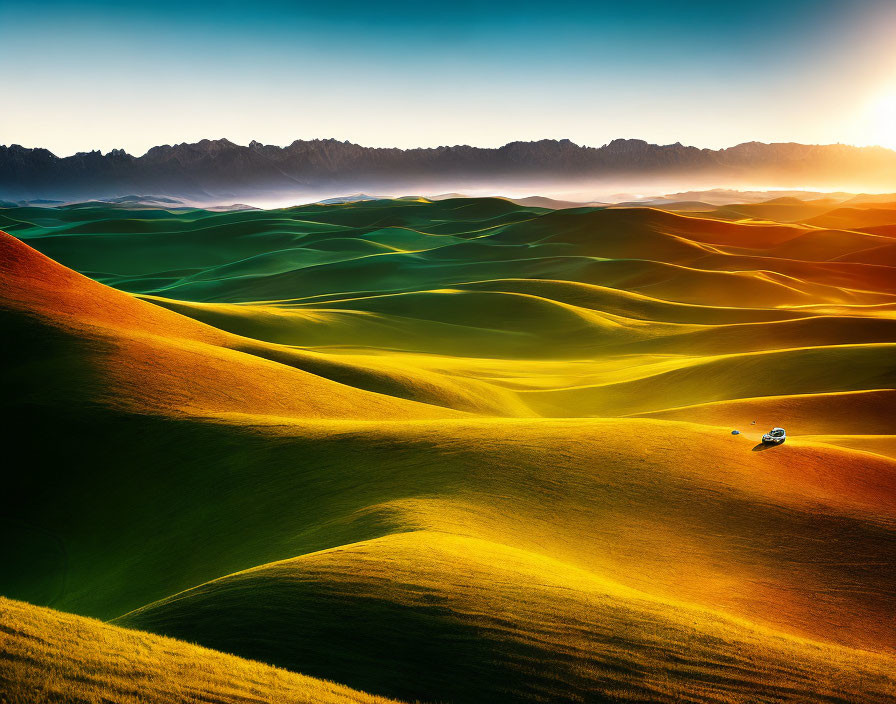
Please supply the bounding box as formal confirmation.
[752,442,778,452]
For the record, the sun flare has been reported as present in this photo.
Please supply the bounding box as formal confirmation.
[867,90,896,149]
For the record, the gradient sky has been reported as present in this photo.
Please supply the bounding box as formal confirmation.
[3,0,896,156]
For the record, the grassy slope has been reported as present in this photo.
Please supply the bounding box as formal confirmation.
[633,389,896,435]
[0,229,484,419]
[4,407,895,693]
[0,597,399,704]
[116,532,895,704]
[4,404,894,699]
[3,199,896,703]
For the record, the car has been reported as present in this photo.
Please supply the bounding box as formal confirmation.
[762,427,786,444]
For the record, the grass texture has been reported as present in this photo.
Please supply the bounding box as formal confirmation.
[1,196,895,703]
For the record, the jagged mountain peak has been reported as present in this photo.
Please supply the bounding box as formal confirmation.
[2,138,894,202]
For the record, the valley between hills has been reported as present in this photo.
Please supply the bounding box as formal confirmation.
[1,195,894,703]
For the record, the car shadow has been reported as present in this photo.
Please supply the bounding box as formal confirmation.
[752,442,776,452]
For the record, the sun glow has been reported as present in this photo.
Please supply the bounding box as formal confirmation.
[866,90,896,149]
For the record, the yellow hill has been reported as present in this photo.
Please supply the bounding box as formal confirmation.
[633,389,896,435]
[519,343,896,416]
[118,530,896,704]
[0,597,399,704]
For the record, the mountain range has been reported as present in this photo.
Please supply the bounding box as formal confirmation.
[2,138,895,203]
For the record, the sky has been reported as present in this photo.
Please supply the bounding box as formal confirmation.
[2,0,896,156]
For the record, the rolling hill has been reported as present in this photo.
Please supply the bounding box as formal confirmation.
[1,196,894,703]
[0,597,399,704]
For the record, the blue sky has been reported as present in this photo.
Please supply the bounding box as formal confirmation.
[3,0,896,155]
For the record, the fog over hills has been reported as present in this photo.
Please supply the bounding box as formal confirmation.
[2,138,895,203]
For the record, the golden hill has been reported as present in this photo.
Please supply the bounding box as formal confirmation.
[117,531,896,704]
[0,597,399,704]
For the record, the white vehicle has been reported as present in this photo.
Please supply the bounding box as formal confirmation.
[762,427,786,444]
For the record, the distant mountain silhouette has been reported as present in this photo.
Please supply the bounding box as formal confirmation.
[2,138,894,202]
